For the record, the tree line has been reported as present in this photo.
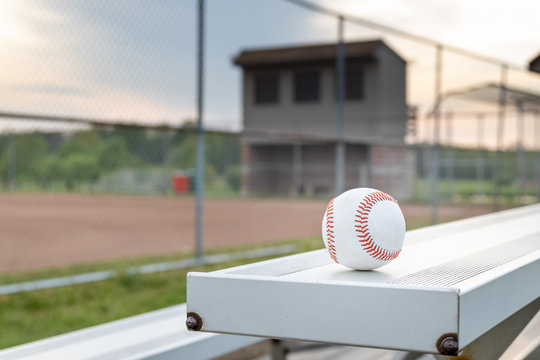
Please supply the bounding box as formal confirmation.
[0,127,241,192]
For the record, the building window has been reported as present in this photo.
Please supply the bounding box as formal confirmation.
[346,63,364,100]
[254,73,279,104]
[294,70,320,103]
[335,63,364,100]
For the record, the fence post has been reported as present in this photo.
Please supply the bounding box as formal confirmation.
[516,101,525,203]
[476,114,485,196]
[195,0,205,259]
[335,15,346,196]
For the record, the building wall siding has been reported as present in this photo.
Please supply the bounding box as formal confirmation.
[242,143,373,196]
[370,145,415,199]
[243,63,381,143]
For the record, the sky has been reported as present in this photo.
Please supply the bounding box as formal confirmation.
[0,0,539,144]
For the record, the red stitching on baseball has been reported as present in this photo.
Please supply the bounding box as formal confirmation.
[355,191,401,261]
[324,198,338,263]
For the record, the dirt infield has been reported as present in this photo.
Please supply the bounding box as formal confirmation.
[0,194,493,274]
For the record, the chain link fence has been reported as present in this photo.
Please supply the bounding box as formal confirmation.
[1,1,540,353]
[0,0,539,271]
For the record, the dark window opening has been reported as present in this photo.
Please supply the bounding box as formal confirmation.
[335,63,364,100]
[294,70,320,103]
[254,73,279,104]
[346,63,364,100]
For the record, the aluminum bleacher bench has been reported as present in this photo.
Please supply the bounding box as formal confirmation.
[0,304,261,360]
[187,204,540,359]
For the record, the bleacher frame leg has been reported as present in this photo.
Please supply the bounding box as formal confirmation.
[271,339,287,360]
[446,298,540,360]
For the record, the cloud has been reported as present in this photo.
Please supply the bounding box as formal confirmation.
[0,0,198,124]
[312,0,540,64]
[1,0,539,137]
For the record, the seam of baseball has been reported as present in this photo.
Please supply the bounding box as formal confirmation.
[325,198,338,263]
[355,191,401,261]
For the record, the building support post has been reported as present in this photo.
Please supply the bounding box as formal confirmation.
[430,44,443,225]
[493,65,508,211]
[293,141,302,196]
[335,16,346,196]
[476,113,485,196]
[195,0,205,259]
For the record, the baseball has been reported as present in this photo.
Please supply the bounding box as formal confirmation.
[322,187,406,270]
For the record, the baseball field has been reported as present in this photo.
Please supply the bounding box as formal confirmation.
[0,193,493,274]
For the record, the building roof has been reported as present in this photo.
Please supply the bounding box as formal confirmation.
[444,82,540,112]
[529,53,540,73]
[233,39,403,68]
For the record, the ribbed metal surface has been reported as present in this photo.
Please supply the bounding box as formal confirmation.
[389,234,540,287]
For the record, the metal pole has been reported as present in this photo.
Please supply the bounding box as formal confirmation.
[445,112,454,200]
[492,65,508,211]
[516,102,525,202]
[195,0,205,259]
[335,16,346,196]
[430,44,443,224]
[476,114,485,196]
[293,141,302,196]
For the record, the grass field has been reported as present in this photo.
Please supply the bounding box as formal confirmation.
[413,178,540,205]
[0,237,321,350]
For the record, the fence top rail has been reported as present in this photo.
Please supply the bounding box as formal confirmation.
[0,111,239,134]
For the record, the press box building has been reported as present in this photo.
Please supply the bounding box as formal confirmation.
[234,39,414,198]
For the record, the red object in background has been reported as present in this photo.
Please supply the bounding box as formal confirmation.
[172,174,189,194]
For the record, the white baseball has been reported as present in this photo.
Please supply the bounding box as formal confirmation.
[322,187,406,270]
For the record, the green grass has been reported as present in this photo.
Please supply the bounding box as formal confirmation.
[0,261,239,349]
[412,178,539,204]
[0,236,323,349]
